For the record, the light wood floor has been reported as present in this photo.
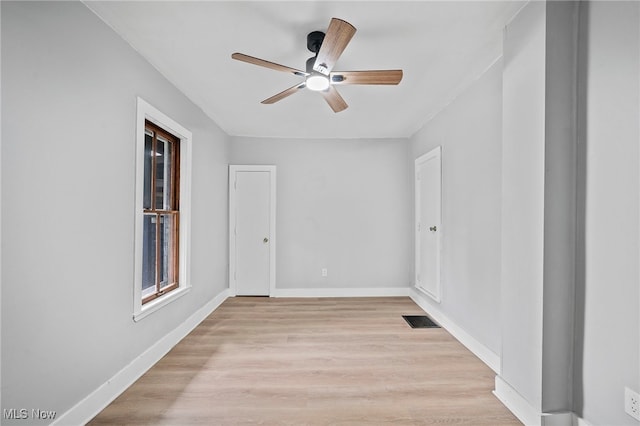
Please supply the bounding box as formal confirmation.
[89,297,521,425]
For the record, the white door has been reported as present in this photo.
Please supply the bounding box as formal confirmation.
[415,147,442,302]
[229,165,276,296]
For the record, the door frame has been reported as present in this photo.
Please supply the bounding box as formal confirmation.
[414,146,442,302]
[228,165,277,296]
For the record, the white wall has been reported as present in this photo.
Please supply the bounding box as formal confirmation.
[1,2,230,424]
[575,2,640,424]
[230,137,411,294]
[409,59,503,357]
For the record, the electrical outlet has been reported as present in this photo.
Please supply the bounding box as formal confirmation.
[625,387,640,421]
[321,268,328,277]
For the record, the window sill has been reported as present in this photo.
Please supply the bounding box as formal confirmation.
[133,285,191,322]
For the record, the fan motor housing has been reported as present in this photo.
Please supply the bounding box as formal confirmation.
[307,31,325,53]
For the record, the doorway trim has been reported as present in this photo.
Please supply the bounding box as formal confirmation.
[228,165,277,296]
[414,146,442,303]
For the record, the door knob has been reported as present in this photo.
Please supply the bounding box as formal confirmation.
[429,226,437,232]
[263,237,269,243]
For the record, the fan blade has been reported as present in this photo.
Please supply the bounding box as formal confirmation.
[261,83,306,104]
[320,86,348,113]
[313,18,356,75]
[232,53,308,76]
[330,70,403,85]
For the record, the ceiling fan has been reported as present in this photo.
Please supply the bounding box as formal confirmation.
[232,18,403,113]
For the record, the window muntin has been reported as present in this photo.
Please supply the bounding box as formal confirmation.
[142,120,180,304]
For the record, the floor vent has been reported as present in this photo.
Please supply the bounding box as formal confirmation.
[402,315,441,329]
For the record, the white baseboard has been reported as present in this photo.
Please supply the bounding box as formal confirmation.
[493,376,575,426]
[272,286,410,298]
[544,413,576,426]
[409,288,501,374]
[53,289,231,426]
[493,376,539,425]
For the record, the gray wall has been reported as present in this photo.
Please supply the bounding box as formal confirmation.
[575,1,640,424]
[498,2,640,423]
[541,1,579,412]
[230,137,412,291]
[409,59,503,356]
[1,2,230,423]
[500,1,547,408]
[499,0,580,414]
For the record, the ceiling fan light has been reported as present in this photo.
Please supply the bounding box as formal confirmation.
[306,74,330,91]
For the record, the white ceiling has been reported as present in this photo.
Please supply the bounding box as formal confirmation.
[86,1,526,139]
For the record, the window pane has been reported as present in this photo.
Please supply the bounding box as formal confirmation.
[165,141,173,210]
[143,131,153,209]
[155,137,167,210]
[159,213,177,289]
[142,214,156,298]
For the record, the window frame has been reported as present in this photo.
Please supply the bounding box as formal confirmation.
[134,97,192,322]
[142,121,180,304]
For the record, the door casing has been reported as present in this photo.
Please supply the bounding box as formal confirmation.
[414,146,442,302]
[229,165,276,296]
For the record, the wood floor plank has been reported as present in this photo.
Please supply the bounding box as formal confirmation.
[89,297,520,425]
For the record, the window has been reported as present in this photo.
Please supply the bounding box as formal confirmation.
[142,121,180,304]
[134,98,192,321]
